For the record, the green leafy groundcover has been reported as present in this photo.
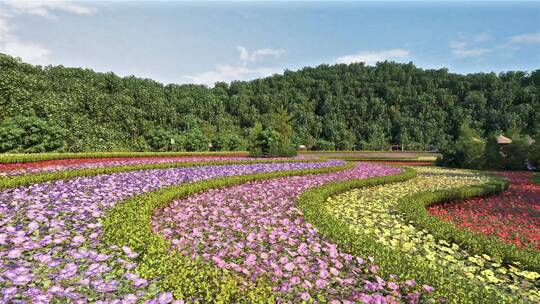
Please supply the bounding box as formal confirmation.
[299,167,539,304]
[102,161,355,302]
[0,158,324,190]
[0,151,248,163]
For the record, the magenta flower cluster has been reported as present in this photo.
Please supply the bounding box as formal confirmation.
[0,161,339,303]
[152,163,426,303]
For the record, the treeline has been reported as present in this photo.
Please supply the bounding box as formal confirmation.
[437,124,540,170]
[0,53,538,153]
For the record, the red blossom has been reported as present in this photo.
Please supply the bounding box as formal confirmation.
[428,171,540,250]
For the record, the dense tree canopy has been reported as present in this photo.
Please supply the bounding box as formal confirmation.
[0,53,538,152]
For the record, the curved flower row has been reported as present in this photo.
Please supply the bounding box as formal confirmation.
[0,160,341,303]
[428,171,540,250]
[150,163,434,303]
[0,156,307,177]
[326,167,540,302]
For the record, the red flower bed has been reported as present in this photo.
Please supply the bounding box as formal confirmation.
[428,171,540,250]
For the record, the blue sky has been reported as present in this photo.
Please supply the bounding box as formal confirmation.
[0,1,539,86]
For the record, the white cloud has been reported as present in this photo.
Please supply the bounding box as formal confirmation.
[510,32,540,44]
[450,32,540,58]
[0,17,50,64]
[0,1,95,64]
[335,49,410,65]
[472,32,492,43]
[2,0,95,19]
[1,39,50,64]
[450,39,491,57]
[185,64,282,86]
[0,18,9,40]
[185,46,285,86]
[237,45,285,64]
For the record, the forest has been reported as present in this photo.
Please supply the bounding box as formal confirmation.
[0,53,539,153]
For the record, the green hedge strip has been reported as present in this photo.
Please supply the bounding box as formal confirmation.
[0,150,440,164]
[102,161,355,302]
[396,173,540,272]
[0,158,324,190]
[0,151,248,163]
[297,168,524,304]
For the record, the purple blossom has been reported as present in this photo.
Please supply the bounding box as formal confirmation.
[422,285,435,293]
[151,162,421,301]
[157,292,174,304]
[0,161,340,302]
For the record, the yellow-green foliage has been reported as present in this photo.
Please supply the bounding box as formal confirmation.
[324,167,539,303]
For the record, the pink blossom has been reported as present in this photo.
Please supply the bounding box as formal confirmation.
[284,262,295,272]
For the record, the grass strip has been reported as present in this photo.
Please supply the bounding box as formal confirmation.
[396,173,540,272]
[0,158,324,190]
[102,161,355,303]
[0,151,248,163]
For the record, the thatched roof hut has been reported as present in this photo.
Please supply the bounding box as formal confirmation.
[496,135,512,144]
[526,135,535,146]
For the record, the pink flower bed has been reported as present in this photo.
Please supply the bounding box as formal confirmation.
[152,163,428,303]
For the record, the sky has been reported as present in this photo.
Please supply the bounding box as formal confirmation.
[0,1,539,86]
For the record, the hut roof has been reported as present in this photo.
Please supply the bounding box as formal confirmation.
[496,135,512,144]
[526,135,535,145]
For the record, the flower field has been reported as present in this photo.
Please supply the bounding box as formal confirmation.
[0,160,343,303]
[428,171,540,250]
[151,163,422,303]
[323,167,540,303]
[0,156,538,303]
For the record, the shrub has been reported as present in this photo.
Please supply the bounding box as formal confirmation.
[315,139,336,151]
[184,128,209,151]
[484,135,505,169]
[248,124,279,157]
[530,135,540,169]
[213,132,248,151]
[437,124,485,169]
[501,138,529,170]
[0,115,66,153]
[248,118,297,157]
[145,128,185,151]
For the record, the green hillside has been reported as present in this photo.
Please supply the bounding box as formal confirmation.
[1,53,538,152]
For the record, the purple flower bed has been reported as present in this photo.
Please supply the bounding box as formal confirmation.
[152,163,425,303]
[0,156,313,177]
[0,160,341,303]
